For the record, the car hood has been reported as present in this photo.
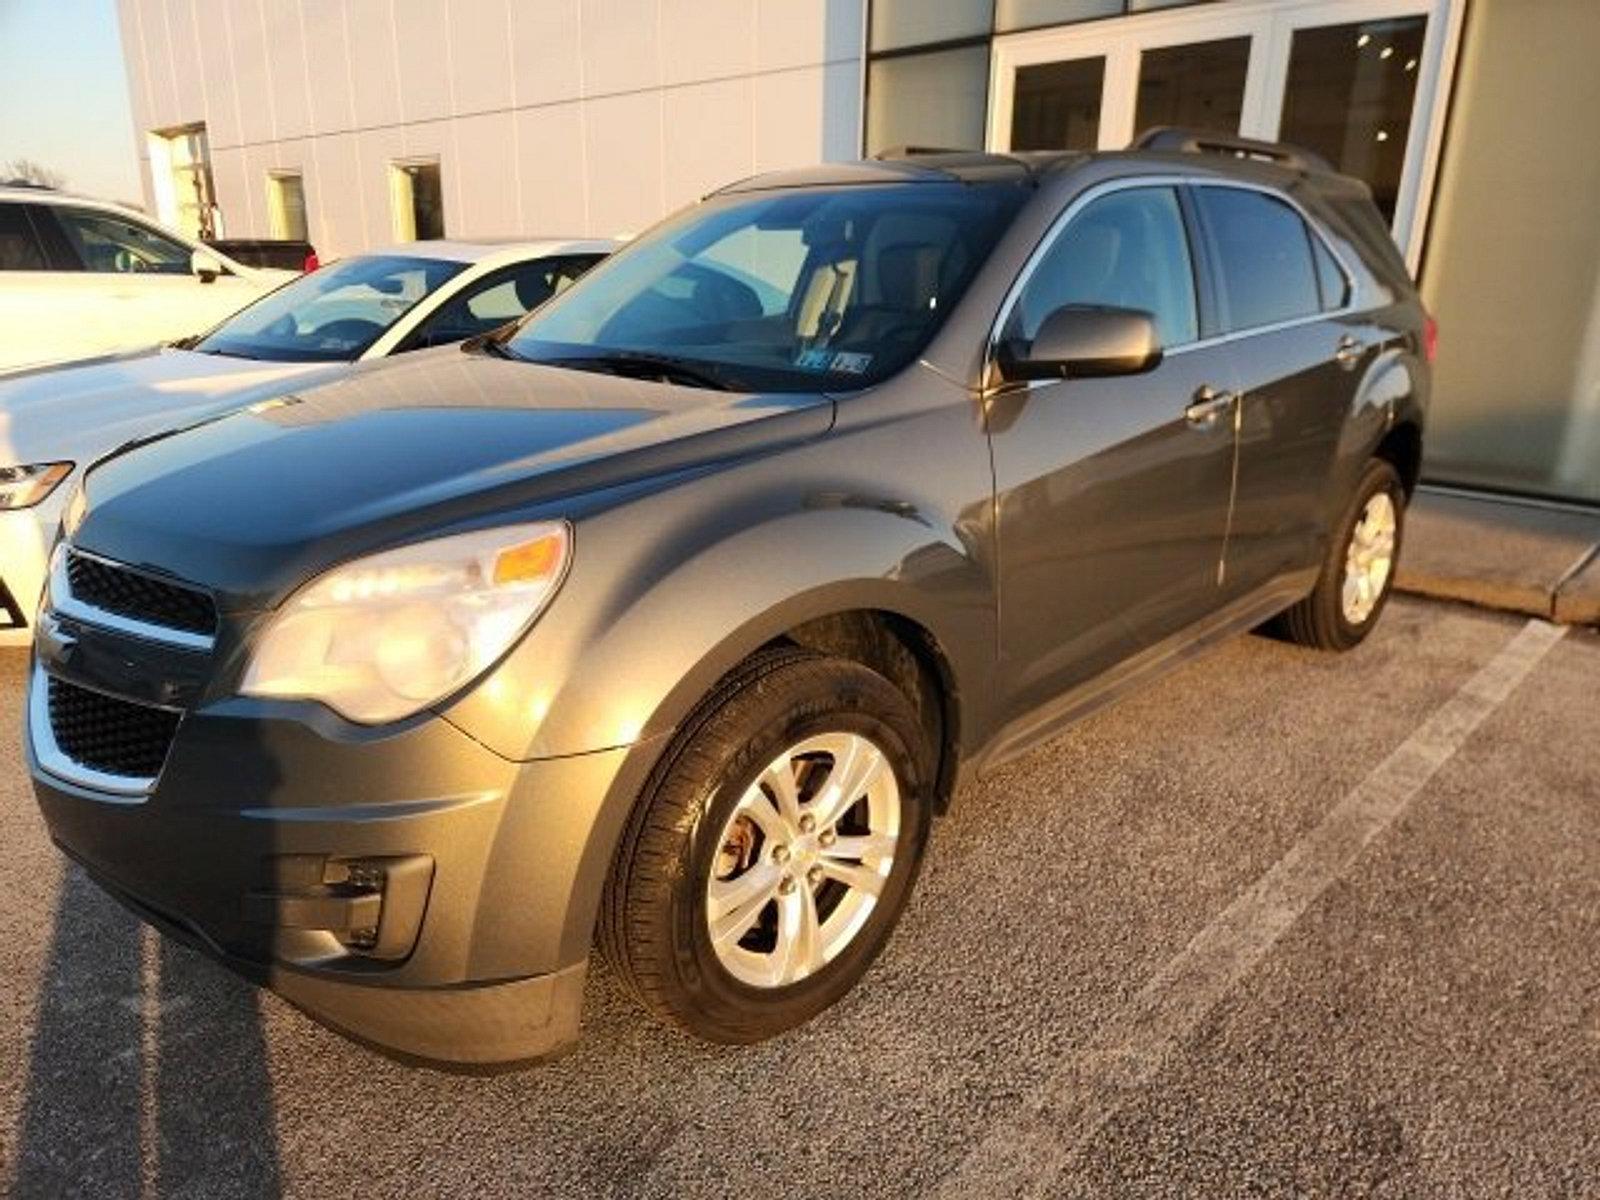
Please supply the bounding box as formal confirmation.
[0,347,346,469]
[76,349,835,605]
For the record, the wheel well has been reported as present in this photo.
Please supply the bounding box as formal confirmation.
[767,610,960,813]
[1374,421,1423,496]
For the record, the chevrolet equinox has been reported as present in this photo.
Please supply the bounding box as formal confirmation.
[27,131,1431,1068]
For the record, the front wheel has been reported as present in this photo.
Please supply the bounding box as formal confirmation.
[1278,457,1405,651]
[599,648,933,1043]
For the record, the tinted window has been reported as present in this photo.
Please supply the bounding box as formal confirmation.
[0,204,48,271]
[1196,187,1320,331]
[193,254,464,362]
[412,256,602,347]
[1311,234,1350,311]
[1003,186,1198,350]
[509,182,1028,392]
[53,207,193,274]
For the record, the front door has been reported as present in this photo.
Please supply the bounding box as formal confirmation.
[988,184,1239,726]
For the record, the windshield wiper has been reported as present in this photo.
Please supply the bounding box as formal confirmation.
[470,334,525,361]
[548,351,735,392]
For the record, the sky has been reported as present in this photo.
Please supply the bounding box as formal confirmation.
[0,0,141,202]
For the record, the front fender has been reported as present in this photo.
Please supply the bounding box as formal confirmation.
[440,493,995,763]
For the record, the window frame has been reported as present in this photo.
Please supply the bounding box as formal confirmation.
[986,174,1361,384]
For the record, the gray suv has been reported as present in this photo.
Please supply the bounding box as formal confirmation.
[28,131,1430,1068]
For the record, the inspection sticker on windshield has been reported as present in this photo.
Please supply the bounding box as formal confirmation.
[793,349,874,374]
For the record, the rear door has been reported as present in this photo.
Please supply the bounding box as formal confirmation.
[1189,184,1363,594]
[0,201,69,370]
[989,183,1240,725]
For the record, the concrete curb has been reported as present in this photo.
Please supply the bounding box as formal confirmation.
[1395,488,1600,625]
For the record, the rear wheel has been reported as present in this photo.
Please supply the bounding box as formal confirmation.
[1278,457,1405,651]
[599,649,933,1043]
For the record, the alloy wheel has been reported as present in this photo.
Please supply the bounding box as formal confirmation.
[705,732,900,989]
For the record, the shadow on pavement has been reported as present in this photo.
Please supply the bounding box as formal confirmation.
[11,867,282,1199]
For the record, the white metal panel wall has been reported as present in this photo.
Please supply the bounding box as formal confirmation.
[118,0,865,257]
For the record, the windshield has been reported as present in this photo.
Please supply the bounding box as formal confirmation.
[193,255,465,362]
[506,182,1028,392]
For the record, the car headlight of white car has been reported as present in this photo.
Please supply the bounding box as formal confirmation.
[241,522,572,724]
[0,463,73,510]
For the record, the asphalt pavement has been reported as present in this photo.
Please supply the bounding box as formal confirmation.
[1,596,1595,1198]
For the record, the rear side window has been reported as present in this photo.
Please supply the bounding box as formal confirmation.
[0,204,48,271]
[1195,187,1320,332]
[1004,186,1199,350]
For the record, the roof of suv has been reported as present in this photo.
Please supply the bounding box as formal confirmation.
[719,128,1363,199]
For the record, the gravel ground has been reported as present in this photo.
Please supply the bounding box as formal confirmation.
[1,596,1595,1198]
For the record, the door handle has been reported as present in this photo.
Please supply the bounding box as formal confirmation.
[1185,385,1237,427]
[1334,334,1364,368]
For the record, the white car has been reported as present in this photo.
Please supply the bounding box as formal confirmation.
[0,186,305,373]
[0,237,612,644]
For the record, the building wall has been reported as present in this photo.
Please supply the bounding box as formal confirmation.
[1419,0,1600,500]
[116,0,865,257]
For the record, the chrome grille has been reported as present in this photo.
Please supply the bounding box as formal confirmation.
[63,549,217,640]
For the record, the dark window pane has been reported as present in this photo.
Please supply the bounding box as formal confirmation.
[1278,17,1427,224]
[1004,186,1198,349]
[867,46,990,153]
[870,0,992,52]
[1134,36,1251,139]
[1010,57,1104,151]
[408,164,445,239]
[1311,234,1349,310]
[1196,187,1320,331]
[0,204,47,271]
[54,208,192,274]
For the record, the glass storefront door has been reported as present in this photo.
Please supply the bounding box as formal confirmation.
[989,0,1460,270]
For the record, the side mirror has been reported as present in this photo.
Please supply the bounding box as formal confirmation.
[998,304,1162,382]
[190,249,225,284]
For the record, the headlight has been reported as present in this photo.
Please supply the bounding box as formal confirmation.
[241,522,571,723]
[0,462,73,510]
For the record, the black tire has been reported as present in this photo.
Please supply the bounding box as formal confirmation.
[1278,457,1405,651]
[598,647,934,1043]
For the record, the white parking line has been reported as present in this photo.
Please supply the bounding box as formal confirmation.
[933,618,1568,1198]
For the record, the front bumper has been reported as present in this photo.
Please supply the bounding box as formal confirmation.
[0,505,52,646]
[27,625,648,1068]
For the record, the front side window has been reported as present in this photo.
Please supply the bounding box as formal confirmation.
[1002,186,1198,351]
[192,254,464,362]
[53,207,193,274]
[1195,187,1321,332]
[411,256,602,348]
[508,182,1028,392]
[0,204,48,271]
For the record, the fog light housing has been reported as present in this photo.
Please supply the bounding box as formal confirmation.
[246,854,434,962]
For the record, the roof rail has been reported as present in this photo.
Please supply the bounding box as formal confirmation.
[1131,127,1332,174]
